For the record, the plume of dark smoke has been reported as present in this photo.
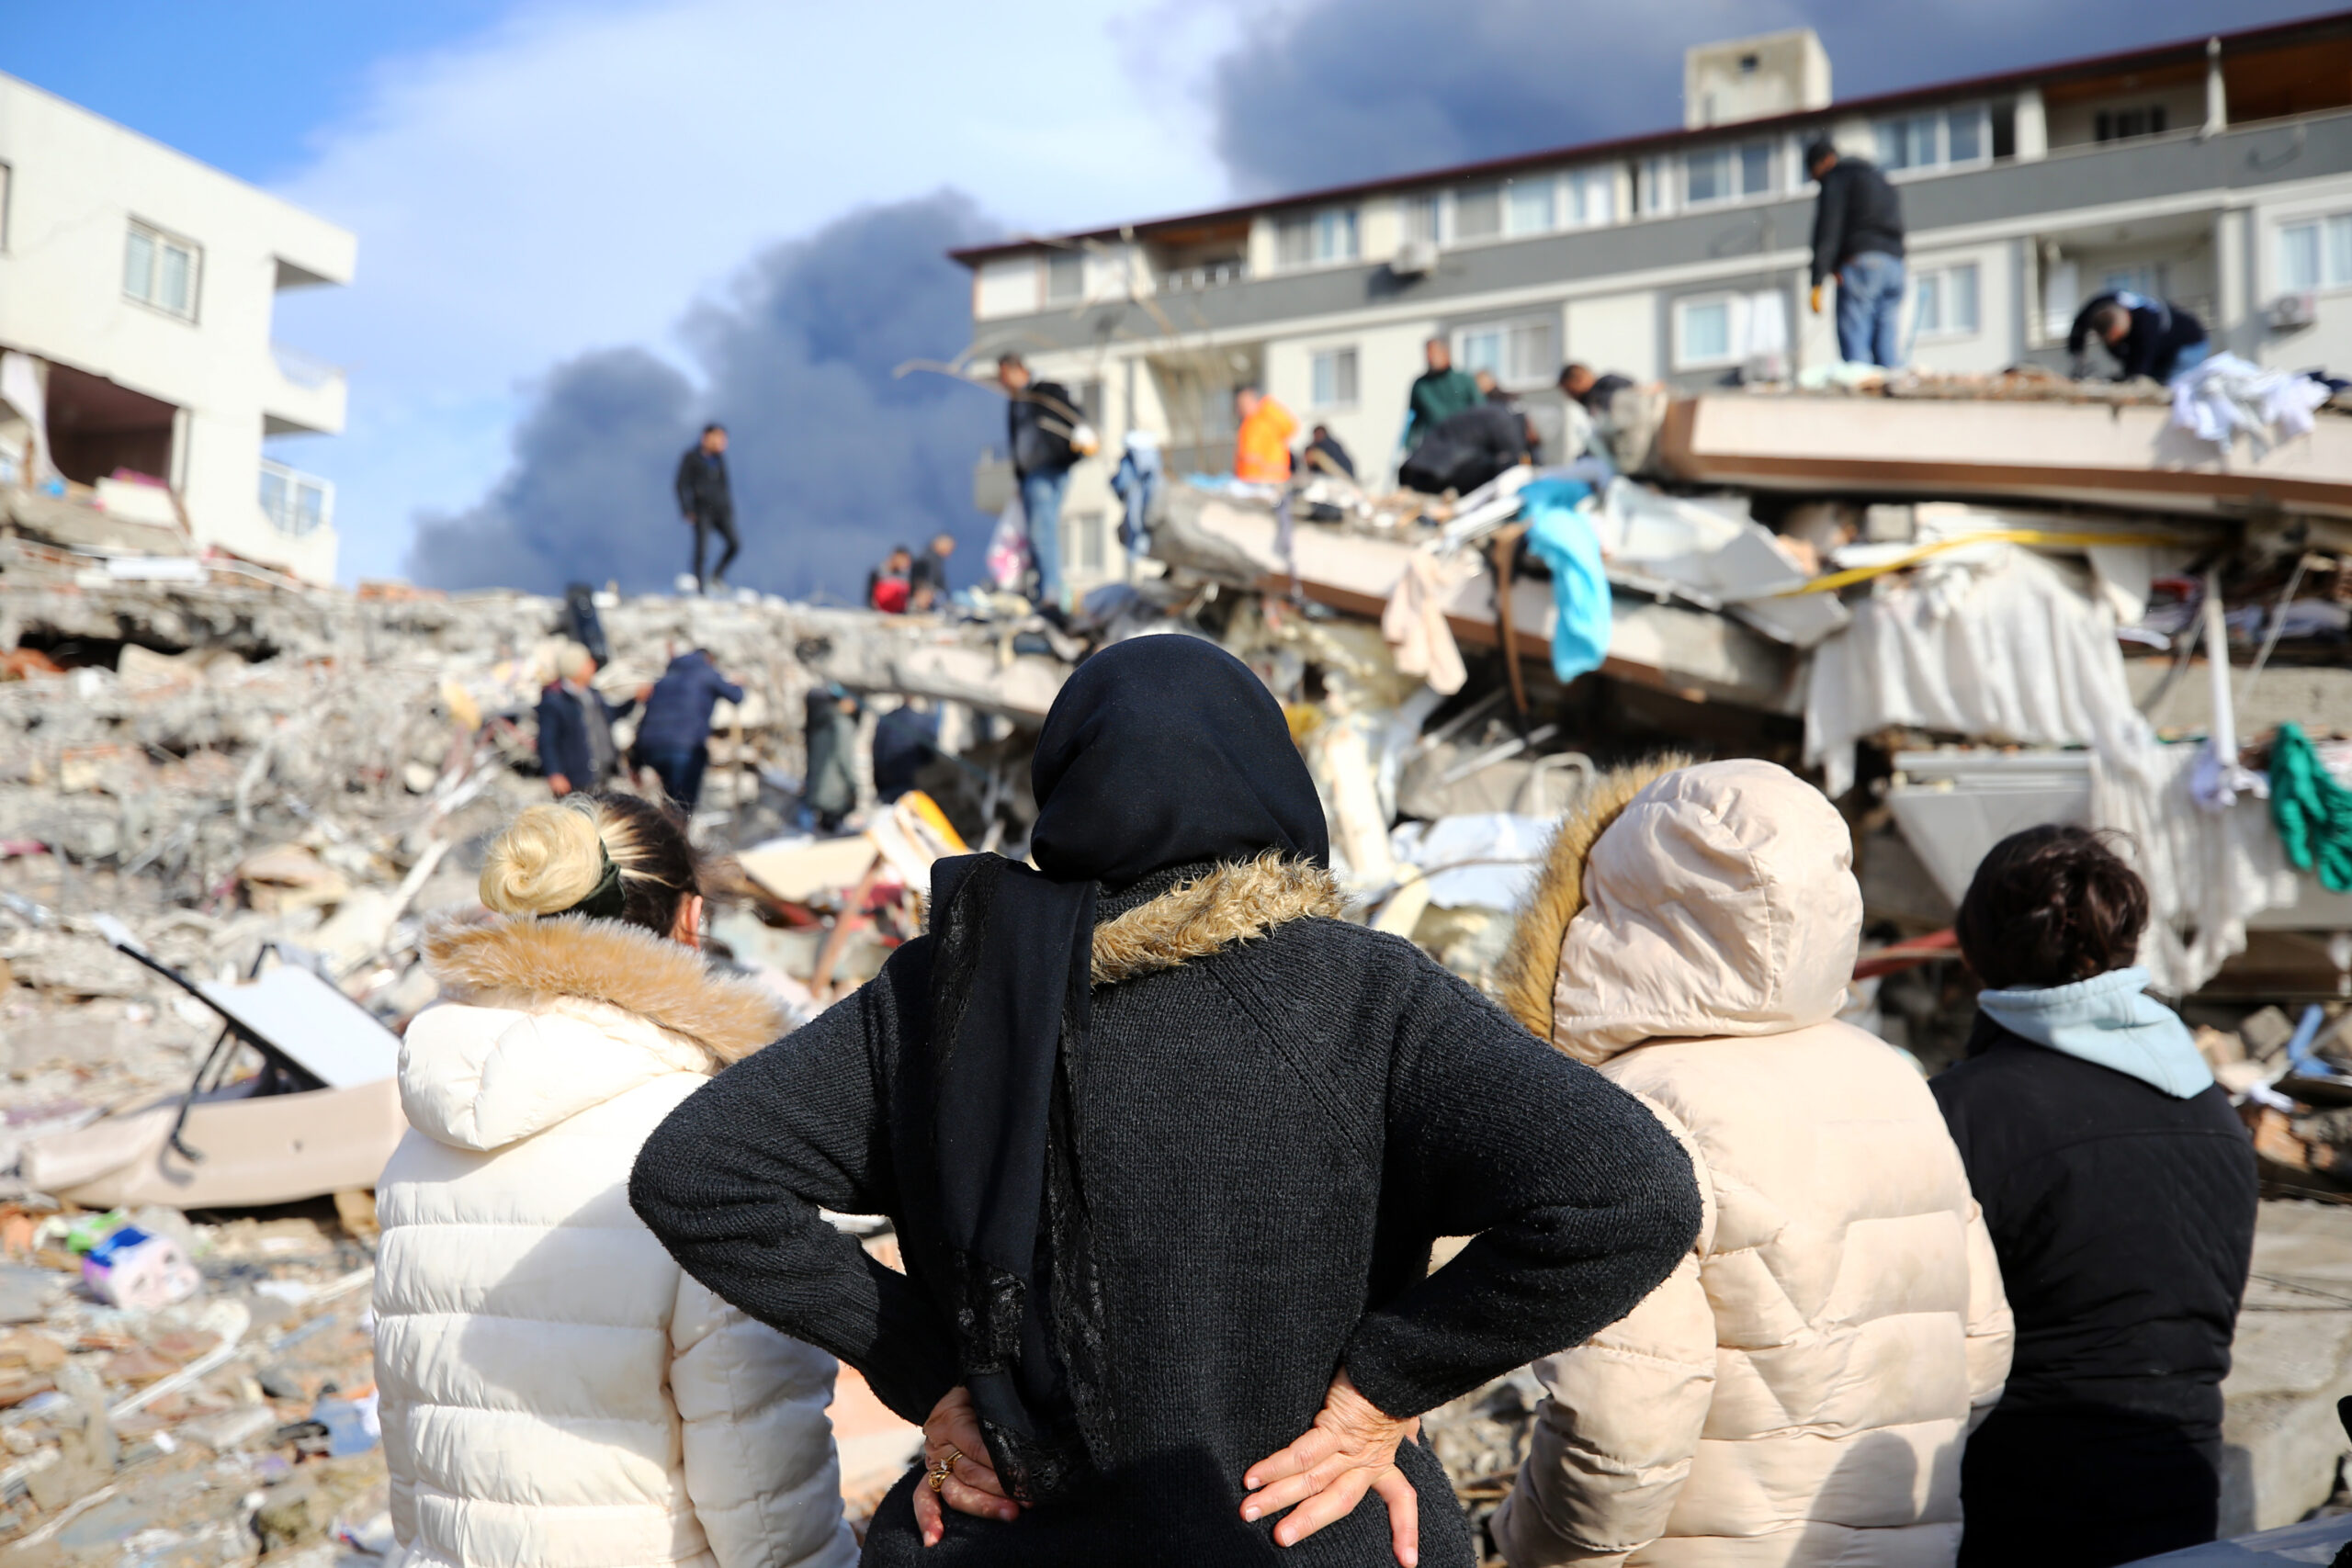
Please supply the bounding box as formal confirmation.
[409,191,997,599]
[1213,0,2335,194]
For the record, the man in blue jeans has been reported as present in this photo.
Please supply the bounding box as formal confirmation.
[1806,141,1907,368]
[630,647,743,814]
[997,352,1080,608]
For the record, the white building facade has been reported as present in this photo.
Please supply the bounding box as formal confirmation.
[956,17,2352,595]
[0,73,355,581]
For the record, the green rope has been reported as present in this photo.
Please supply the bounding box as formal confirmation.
[2269,722,2352,895]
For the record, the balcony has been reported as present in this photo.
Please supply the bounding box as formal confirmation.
[1159,259,1250,295]
[262,343,347,436]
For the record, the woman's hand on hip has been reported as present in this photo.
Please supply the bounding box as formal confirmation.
[1241,1370,1420,1566]
[912,1384,1021,1547]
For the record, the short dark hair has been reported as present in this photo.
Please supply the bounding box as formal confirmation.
[996,351,1026,371]
[1235,382,1261,398]
[1804,140,1838,174]
[702,422,726,436]
[1956,825,2149,990]
[2090,300,2132,338]
[1559,362,1593,384]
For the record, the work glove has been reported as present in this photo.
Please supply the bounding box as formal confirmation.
[1809,284,1826,315]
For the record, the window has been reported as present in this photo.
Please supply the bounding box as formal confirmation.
[1566,168,1614,227]
[1275,207,1359,268]
[1672,290,1788,369]
[1063,511,1106,575]
[1310,347,1359,410]
[1454,318,1556,389]
[1045,251,1083,303]
[258,460,333,538]
[1453,186,1503,242]
[2279,215,2352,291]
[0,163,10,251]
[1684,140,1777,207]
[1507,178,1555,235]
[1912,262,1982,336]
[1402,195,1441,243]
[2095,106,2167,143]
[1871,106,1993,174]
[1639,157,1674,216]
[125,220,200,320]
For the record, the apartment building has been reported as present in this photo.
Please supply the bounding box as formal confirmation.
[0,73,356,581]
[956,14,2352,593]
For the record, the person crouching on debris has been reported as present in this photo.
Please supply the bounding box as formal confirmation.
[1933,826,2256,1567]
[374,794,855,1568]
[628,634,1699,1568]
[634,647,745,815]
[537,640,635,798]
[1489,759,2013,1568]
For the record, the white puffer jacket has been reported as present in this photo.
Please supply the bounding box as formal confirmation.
[375,913,855,1568]
[1491,760,2012,1568]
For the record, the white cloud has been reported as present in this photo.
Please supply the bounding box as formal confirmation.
[266,0,1233,581]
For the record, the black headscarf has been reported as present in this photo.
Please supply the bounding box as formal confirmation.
[926,635,1327,1499]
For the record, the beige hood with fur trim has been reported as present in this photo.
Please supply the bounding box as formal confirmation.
[1491,761,2012,1568]
[1498,757,1861,1062]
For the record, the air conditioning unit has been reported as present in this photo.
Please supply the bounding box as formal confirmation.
[1391,238,1440,278]
[2271,291,2319,332]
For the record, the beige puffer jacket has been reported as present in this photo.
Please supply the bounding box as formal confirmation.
[1489,760,2011,1568]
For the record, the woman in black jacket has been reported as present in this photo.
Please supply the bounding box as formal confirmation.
[1932,826,2257,1567]
[630,635,1699,1567]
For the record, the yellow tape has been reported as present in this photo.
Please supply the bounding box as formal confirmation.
[1776,529,2202,596]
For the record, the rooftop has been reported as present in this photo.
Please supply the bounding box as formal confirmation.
[950,8,2352,265]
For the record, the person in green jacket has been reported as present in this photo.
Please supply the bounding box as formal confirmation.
[1403,337,1481,451]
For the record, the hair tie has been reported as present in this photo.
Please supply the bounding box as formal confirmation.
[560,842,628,920]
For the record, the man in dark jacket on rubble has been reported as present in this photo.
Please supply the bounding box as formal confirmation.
[1806,141,1907,368]
[2067,292,2212,384]
[632,648,745,813]
[674,423,739,593]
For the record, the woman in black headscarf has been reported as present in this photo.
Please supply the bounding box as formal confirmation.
[630,636,1699,1567]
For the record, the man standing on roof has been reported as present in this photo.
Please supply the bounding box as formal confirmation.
[1403,337,1481,451]
[1805,141,1907,368]
[998,352,1082,610]
[2067,292,2212,384]
[673,423,739,594]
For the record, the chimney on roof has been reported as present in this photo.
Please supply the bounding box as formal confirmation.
[1685,28,1831,130]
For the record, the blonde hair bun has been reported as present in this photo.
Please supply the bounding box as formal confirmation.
[480,800,605,916]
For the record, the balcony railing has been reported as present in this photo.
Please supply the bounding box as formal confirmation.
[1159,259,1250,294]
[259,459,334,539]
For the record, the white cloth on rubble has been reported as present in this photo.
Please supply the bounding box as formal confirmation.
[1804,546,2143,800]
[1380,548,1469,695]
[2170,353,2332,457]
[1806,544,2298,993]
[1389,813,1552,909]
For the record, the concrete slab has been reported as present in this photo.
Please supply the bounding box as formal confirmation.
[2221,1199,2352,1533]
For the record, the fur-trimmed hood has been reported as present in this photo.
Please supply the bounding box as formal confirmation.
[1089,853,1345,985]
[404,914,791,1153]
[1496,758,1860,1064]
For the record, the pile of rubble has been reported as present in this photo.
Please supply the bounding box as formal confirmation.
[6,355,2352,1547]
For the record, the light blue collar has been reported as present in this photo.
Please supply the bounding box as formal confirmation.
[1977,966,2212,1099]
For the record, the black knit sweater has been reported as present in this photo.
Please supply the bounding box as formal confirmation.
[630,878,1699,1566]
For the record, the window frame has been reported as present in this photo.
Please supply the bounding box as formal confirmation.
[2277,211,2352,295]
[258,459,334,539]
[1044,250,1084,304]
[1308,345,1360,412]
[1274,206,1361,271]
[1870,104,1995,180]
[124,218,202,322]
[1453,315,1558,391]
[1910,260,1983,340]
[1672,294,1740,370]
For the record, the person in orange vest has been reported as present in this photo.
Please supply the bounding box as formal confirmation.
[1232,385,1296,484]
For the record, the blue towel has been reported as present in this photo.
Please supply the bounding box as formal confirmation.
[1520,478,1609,684]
